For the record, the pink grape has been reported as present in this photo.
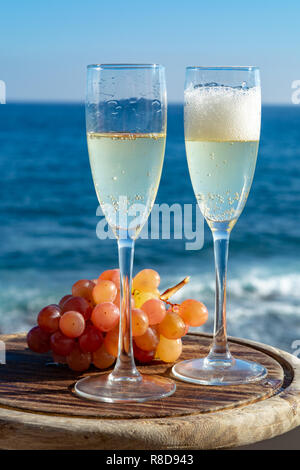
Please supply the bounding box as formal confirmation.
[93,280,117,304]
[132,308,149,337]
[104,327,119,357]
[179,299,208,327]
[156,335,182,362]
[72,279,96,304]
[93,343,116,369]
[50,330,76,356]
[59,311,85,338]
[37,304,61,334]
[133,289,160,308]
[27,326,50,353]
[59,295,73,308]
[91,302,120,332]
[133,342,155,363]
[61,296,92,321]
[141,298,166,325]
[98,269,120,289]
[134,327,159,351]
[98,269,118,281]
[132,269,160,292]
[79,324,104,353]
[66,345,92,372]
[158,312,186,339]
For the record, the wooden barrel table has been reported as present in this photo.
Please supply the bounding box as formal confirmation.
[0,332,299,450]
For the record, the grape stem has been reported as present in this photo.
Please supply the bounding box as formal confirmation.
[160,276,190,302]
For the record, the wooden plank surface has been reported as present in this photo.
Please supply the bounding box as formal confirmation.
[0,333,283,418]
[0,333,299,449]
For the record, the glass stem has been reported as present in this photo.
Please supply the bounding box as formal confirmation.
[207,227,233,366]
[109,237,141,383]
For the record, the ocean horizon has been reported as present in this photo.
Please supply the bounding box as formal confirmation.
[1,102,300,354]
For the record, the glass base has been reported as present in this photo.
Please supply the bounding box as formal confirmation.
[74,373,176,403]
[172,357,267,386]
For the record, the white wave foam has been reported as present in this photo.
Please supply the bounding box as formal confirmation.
[229,272,300,300]
[184,84,261,141]
[161,270,300,317]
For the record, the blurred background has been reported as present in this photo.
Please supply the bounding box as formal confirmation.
[0,0,300,353]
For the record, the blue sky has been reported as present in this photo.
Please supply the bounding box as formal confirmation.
[1,0,299,103]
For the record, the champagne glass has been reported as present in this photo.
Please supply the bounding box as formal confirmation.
[172,66,267,385]
[75,64,176,402]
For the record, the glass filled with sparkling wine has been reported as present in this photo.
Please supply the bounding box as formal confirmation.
[74,64,176,402]
[173,66,267,385]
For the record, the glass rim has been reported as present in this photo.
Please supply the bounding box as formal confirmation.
[87,63,164,70]
[186,66,259,71]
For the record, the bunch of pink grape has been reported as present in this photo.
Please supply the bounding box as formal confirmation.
[27,269,208,372]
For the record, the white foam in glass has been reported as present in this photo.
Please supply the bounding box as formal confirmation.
[184,85,261,141]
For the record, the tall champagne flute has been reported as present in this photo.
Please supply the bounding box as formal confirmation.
[173,66,267,385]
[75,64,176,402]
